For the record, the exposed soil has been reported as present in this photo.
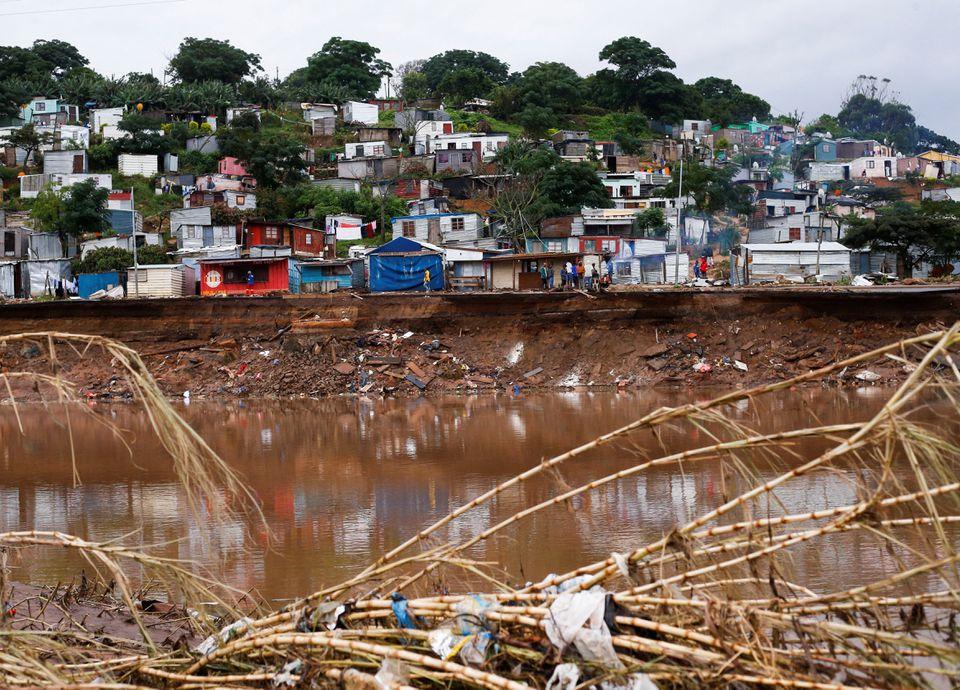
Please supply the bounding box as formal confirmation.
[0,287,956,400]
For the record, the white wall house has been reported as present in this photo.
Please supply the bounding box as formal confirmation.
[177,225,237,251]
[224,190,256,210]
[344,141,392,159]
[118,154,159,177]
[421,132,509,161]
[342,101,379,125]
[19,173,112,199]
[848,156,897,179]
[392,212,483,245]
[91,107,125,133]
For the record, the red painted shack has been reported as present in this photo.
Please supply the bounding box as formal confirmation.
[246,221,326,257]
[198,257,289,295]
[219,156,249,177]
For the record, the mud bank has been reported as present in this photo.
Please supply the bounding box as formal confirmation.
[0,287,957,399]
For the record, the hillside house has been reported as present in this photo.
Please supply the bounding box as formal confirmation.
[357,126,402,147]
[422,132,508,161]
[435,148,480,175]
[337,156,400,180]
[392,212,483,245]
[848,156,897,179]
[396,108,451,132]
[19,173,112,199]
[344,141,392,159]
[342,101,379,125]
[199,257,289,295]
[738,242,851,283]
[553,130,594,158]
[919,151,960,178]
[246,220,327,257]
[301,103,337,122]
[814,139,838,161]
[90,107,125,133]
[836,138,892,159]
[219,157,249,177]
[43,150,87,175]
[224,190,256,210]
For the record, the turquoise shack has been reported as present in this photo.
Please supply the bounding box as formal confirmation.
[295,258,365,293]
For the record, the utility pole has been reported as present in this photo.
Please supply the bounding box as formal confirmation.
[673,156,684,286]
[131,186,139,297]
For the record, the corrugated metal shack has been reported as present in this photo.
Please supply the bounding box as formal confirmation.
[43,150,87,175]
[129,264,197,297]
[740,242,851,284]
[296,259,366,293]
[78,271,123,299]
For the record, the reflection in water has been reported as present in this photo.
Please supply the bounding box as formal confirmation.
[0,389,956,601]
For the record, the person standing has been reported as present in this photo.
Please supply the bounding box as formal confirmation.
[576,260,585,289]
[590,264,600,292]
[564,261,574,289]
[539,263,549,290]
[699,256,709,280]
[423,267,432,293]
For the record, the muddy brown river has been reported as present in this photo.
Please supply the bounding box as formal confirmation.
[1,388,956,602]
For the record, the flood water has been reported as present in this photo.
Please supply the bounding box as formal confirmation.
[1,388,957,602]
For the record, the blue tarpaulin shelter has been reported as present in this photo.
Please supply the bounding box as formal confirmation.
[368,237,443,292]
[78,271,122,298]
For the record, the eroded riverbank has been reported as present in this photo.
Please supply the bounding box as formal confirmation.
[0,287,956,400]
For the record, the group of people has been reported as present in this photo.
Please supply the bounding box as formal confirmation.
[539,258,614,292]
[692,255,711,280]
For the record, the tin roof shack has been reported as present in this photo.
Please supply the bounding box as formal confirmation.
[611,238,680,285]
[337,156,400,180]
[357,126,402,147]
[581,208,638,236]
[343,101,380,126]
[224,190,256,210]
[324,214,364,241]
[1,225,29,259]
[22,259,72,298]
[28,232,75,260]
[219,157,249,177]
[199,257,289,295]
[246,220,326,257]
[20,173,112,199]
[424,132,509,160]
[90,107,125,133]
[297,259,365,293]
[0,261,19,298]
[118,154,159,178]
[435,149,479,175]
[391,212,482,245]
[553,130,594,158]
[186,135,219,154]
[485,252,591,291]
[43,150,87,175]
[739,242,851,284]
[80,232,160,258]
[367,237,444,292]
[128,263,197,298]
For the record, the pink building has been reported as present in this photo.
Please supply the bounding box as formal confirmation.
[219,156,249,177]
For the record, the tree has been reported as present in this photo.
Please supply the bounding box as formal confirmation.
[60,179,110,248]
[399,70,428,103]
[31,187,64,233]
[838,92,917,153]
[597,36,676,110]
[136,244,169,265]
[421,50,508,96]
[301,38,391,101]
[693,77,770,125]
[663,161,752,215]
[72,246,134,275]
[516,105,556,139]
[437,67,494,106]
[634,207,667,237]
[843,202,960,277]
[513,62,583,115]
[610,112,649,155]
[535,161,611,219]
[30,39,89,79]
[168,37,262,84]
[116,113,172,155]
[218,119,306,189]
[6,124,49,168]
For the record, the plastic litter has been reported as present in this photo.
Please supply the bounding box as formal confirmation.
[297,601,345,632]
[375,657,409,688]
[734,360,748,372]
[543,588,622,668]
[194,617,254,656]
[273,659,302,687]
[546,663,581,690]
[428,594,497,665]
[693,359,712,373]
[391,593,417,629]
[851,275,874,287]
[259,350,272,357]
[855,370,881,382]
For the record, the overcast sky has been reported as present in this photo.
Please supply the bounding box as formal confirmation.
[3,0,957,138]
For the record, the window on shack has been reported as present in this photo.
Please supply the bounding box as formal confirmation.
[547,240,563,252]
[402,221,416,237]
[304,232,313,245]
[616,262,632,276]
[789,228,801,241]
[225,265,269,284]
[450,217,465,231]
[235,195,245,206]
[264,226,279,242]
[601,239,617,253]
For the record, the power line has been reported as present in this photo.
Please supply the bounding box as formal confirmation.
[0,0,186,17]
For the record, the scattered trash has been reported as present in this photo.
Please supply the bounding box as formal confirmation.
[523,367,544,379]
[401,331,414,339]
[332,363,355,375]
[855,370,881,382]
[734,360,748,372]
[194,617,254,656]
[687,332,698,340]
[543,588,621,668]
[297,601,345,632]
[259,350,272,358]
[851,275,874,287]
[693,359,712,373]
[273,659,302,687]
[374,658,408,688]
[405,374,427,390]
[546,663,581,690]
[507,341,524,365]
[390,593,417,629]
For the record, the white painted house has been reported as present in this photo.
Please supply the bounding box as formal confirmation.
[342,101,379,126]
[392,212,484,245]
[224,190,256,210]
[344,141,392,159]
[848,156,897,179]
[90,107,125,133]
[421,132,509,161]
[118,154,158,177]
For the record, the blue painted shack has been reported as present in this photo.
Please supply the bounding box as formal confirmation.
[78,271,123,298]
[297,259,365,293]
[814,139,838,162]
[367,237,443,292]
